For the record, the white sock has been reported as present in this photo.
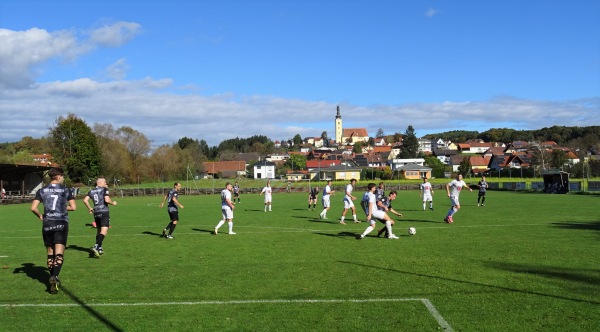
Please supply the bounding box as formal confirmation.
[215,220,225,229]
[228,221,233,233]
[423,203,426,210]
[340,216,345,222]
[362,226,374,236]
[269,205,271,211]
[352,214,357,221]
[385,221,393,236]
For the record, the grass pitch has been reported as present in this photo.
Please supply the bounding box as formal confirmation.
[1,190,599,331]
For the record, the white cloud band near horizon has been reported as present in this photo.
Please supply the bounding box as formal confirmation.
[0,24,598,149]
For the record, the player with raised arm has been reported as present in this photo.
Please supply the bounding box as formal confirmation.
[445,174,472,223]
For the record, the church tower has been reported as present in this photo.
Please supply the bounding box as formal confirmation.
[335,105,342,145]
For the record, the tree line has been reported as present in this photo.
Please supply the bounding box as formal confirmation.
[0,114,599,185]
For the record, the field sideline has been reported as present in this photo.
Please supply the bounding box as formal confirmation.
[1,190,599,331]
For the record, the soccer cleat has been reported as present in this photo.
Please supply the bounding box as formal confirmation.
[354,220,360,223]
[228,232,236,235]
[98,249,104,255]
[355,234,364,239]
[430,207,434,211]
[444,217,449,223]
[477,203,480,206]
[388,234,400,239]
[49,276,60,294]
[448,216,454,224]
[92,247,101,258]
[482,204,485,207]
[166,234,174,239]
[339,221,346,225]
[214,228,218,235]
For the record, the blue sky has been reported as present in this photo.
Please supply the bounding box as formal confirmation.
[1,0,599,148]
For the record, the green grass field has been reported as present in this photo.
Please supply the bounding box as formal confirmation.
[1,190,599,331]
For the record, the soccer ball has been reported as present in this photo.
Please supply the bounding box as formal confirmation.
[408,227,416,235]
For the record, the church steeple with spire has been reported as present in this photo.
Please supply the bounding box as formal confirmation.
[335,105,342,144]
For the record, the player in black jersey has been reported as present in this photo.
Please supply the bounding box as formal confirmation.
[308,186,319,210]
[30,168,76,294]
[160,182,184,239]
[375,190,403,238]
[84,177,117,258]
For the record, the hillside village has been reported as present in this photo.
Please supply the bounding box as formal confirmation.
[202,107,597,181]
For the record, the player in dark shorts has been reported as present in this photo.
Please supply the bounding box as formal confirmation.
[160,182,184,239]
[233,182,241,204]
[84,177,117,258]
[308,186,319,210]
[30,168,76,294]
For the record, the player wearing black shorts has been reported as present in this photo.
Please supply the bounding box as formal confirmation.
[308,186,319,210]
[30,168,76,294]
[160,182,184,239]
[233,182,241,204]
[84,177,117,258]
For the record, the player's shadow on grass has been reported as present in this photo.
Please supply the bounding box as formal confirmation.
[13,263,48,287]
[314,231,357,238]
[192,228,215,234]
[400,218,440,223]
[67,244,98,259]
[340,260,600,305]
[60,286,124,332]
[292,215,312,220]
[486,261,600,287]
[245,209,263,212]
[141,231,162,237]
[551,221,600,232]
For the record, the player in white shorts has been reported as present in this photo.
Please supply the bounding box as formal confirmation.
[356,183,398,239]
[420,177,434,211]
[445,174,472,223]
[339,179,359,225]
[214,183,236,234]
[319,180,335,219]
[259,181,273,212]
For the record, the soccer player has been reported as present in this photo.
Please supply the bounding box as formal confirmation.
[319,180,335,219]
[159,182,184,239]
[375,190,403,237]
[308,186,319,211]
[356,183,399,239]
[420,177,434,211]
[214,182,236,235]
[477,176,488,206]
[259,180,273,212]
[233,182,241,204]
[375,182,385,200]
[445,174,472,223]
[339,178,359,225]
[30,168,76,294]
[83,177,117,258]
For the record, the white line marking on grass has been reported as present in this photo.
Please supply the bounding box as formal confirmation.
[0,297,453,330]
[0,255,8,257]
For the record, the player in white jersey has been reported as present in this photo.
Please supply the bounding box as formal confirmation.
[319,180,335,219]
[356,183,398,239]
[445,174,472,223]
[339,179,359,225]
[420,177,434,211]
[214,183,236,234]
[259,180,273,212]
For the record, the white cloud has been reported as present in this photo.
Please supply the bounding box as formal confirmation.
[88,22,142,47]
[106,58,130,80]
[425,7,439,18]
[0,23,141,89]
[1,78,598,148]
